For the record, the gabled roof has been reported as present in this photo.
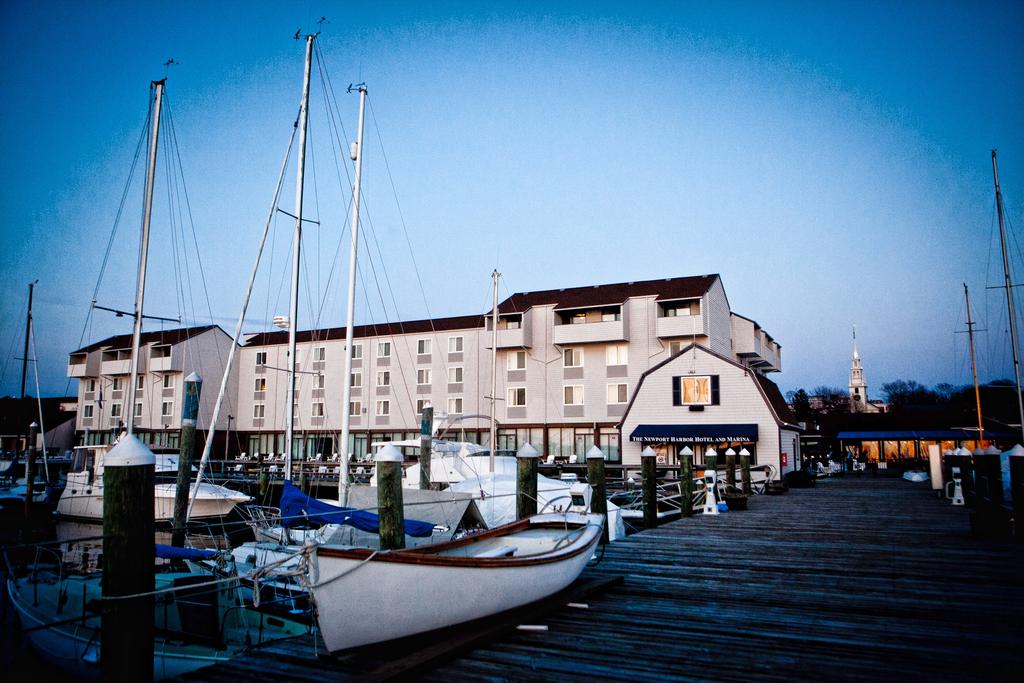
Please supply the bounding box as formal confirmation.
[497,275,719,314]
[618,342,800,430]
[243,314,486,347]
[72,325,223,354]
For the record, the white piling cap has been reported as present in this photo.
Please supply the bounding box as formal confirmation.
[943,450,953,456]
[706,448,718,457]
[984,445,1000,455]
[105,434,156,467]
[738,447,750,456]
[1007,444,1024,456]
[376,444,404,463]
[972,447,984,456]
[586,445,605,460]
[185,371,202,383]
[680,446,694,456]
[641,446,657,458]
[725,448,737,456]
[517,443,539,459]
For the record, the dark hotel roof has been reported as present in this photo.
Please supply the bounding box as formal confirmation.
[72,325,222,354]
[497,274,719,314]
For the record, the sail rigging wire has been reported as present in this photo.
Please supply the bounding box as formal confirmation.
[188,122,299,519]
[0,298,27,392]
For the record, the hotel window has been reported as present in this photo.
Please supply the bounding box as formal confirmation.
[448,336,464,353]
[416,399,427,414]
[671,375,719,406]
[570,311,587,325]
[112,377,123,391]
[607,383,629,404]
[376,400,390,416]
[163,374,174,389]
[563,348,583,368]
[255,351,267,366]
[669,341,684,356]
[351,372,362,388]
[601,309,621,322]
[663,300,700,317]
[136,375,145,391]
[504,317,521,329]
[111,403,123,417]
[563,385,584,406]
[350,400,362,415]
[83,404,94,418]
[87,379,96,392]
[508,387,527,407]
[134,402,143,417]
[312,402,325,417]
[253,404,265,419]
[606,343,628,366]
[314,374,325,390]
[508,350,526,370]
[378,341,391,358]
[448,366,463,383]
[417,369,431,385]
[447,397,463,415]
[254,378,267,393]
[377,371,391,387]
[351,343,363,359]
[161,401,173,417]
[417,338,431,354]
[313,346,326,362]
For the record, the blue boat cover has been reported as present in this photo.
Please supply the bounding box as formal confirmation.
[155,543,221,561]
[278,481,434,537]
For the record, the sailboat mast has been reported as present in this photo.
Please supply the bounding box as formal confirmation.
[284,35,315,481]
[992,149,1024,441]
[124,79,165,438]
[489,270,499,473]
[339,84,367,504]
[20,281,35,400]
[963,283,985,444]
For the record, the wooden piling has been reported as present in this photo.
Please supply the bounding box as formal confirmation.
[258,469,269,499]
[300,472,310,494]
[376,444,405,550]
[171,372,201,548]
[23,422,37,518]
[419,405,433,490]
[725,448,737,492]
[679,446,694,517]
[641,446,657,529]
[102,435,155,682]
[586,445,608,543]
[740,448,752,496]
[517,443,539,519]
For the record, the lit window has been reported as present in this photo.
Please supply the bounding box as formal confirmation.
[417,369,431,385]
[448,336,464,353]
[570,311,587,325]
[676,376,712,405]
[378,341,391,357]
[563,348,583,368]
[447,397,463,414]
[255,351,267,366]
[377,371,391,387]
[448,367,463,383]
[376,400,390,416]
[417,339,431,354]
[254,378,267,393]
[607,383,628,404]
[508,387,527,407]
[508,350,526,370]
[563,385,584,406]
[606,344,628,366]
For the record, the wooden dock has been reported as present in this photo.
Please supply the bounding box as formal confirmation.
[180,477,1022,681]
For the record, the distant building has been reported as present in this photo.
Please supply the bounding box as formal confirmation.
[0,396,77,453]
[849,326,880,413]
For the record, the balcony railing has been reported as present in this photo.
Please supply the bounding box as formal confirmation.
[656,314,703,339]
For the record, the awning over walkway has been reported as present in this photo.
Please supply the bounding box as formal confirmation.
[630,424,759,444]
[836,429,999,440]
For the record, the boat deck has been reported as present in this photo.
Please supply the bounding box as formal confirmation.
[177,476,1023,681]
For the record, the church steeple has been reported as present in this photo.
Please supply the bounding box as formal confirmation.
[849,325,868,412]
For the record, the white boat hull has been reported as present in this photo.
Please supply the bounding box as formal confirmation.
[56,479,249,521]
[310,512,603,652]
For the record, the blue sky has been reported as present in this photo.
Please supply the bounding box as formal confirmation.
[1,1,1022,399]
